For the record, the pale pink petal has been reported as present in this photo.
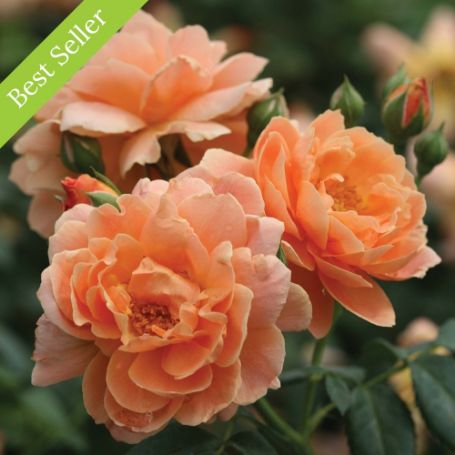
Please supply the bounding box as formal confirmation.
[142,56,211,123]
[122,11,172,63]
[246,216,284,256]
[276,283,312,332]
[235,326,284,405]
[32,316,97,386]
[119,127,162,176]
[178,193,247,252]
[60,102,146,137]
[215,173,265,216]
[212,53,268,90]
[232,249,291,328]
[69,60,149,116]
[28,192,64,238]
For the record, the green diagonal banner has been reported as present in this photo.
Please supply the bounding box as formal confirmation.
[0,0,148,149]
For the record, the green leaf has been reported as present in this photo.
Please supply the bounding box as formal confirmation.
[86,191,120,209]
[256,423,301,455]
[361,338,405,377]
[90,168,122,194]
[325,374,352,415]
[226,431,278,454]
[127,423,219,455]
[280,366,365,386]
[437,319,455,351]
[61,132,105,175]
[411,355,455,450]
[346,384,415,455]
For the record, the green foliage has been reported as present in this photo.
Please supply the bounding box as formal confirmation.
[437,319,455,351]
[225,431,278,454]
[126,423,278,455]
[60,132,105,175]
[86,191,120,209]
[325,374,352,415]
[411,355,455,450]
[346,384,415,455]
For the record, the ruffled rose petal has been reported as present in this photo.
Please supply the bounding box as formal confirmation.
[276,283,312,332]
[32,316,97,386]
[60,102,146,137]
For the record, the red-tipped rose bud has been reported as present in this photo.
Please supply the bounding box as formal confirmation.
[61,174,118,210]
[382,77,432,144]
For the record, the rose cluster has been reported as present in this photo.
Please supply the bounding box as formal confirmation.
[11,11,439,444]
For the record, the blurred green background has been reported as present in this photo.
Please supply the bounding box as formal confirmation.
[0,0,454,453]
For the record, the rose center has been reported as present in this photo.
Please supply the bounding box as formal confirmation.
[326,181,362,212]
[130,302,179,337]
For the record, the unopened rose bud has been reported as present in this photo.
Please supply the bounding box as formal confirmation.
[330,76,365,127]
[247,90,289,154]
[382,65,410,99]
[61,174,118,210]
[61,132,105,175]
[414,124,449,182]
[382,77,432,143]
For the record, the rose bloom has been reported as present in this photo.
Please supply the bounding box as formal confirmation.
[32,161,311,443]
[9,10,271,237]
[251,111,440,337]
[363,6,455,139]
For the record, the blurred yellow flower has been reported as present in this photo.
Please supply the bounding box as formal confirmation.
[364,7,455,139]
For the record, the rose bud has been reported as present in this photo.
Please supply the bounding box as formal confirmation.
[246,90,289,155]
[414,124,449,183]
[382,77,432,144]
[382,65,410,99]
[60,132,105,175]
[330,76,365,127]
[61,174,118,210]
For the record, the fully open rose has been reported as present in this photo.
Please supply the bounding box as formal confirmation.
[9,10,271,237]
[251,111,440,337]
[31,165,311,443]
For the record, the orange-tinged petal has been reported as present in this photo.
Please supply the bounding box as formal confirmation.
[176,362,241,425]
[296,180,329,249]
[320,274,395,327]
[106,350,169,413]
[83,352,109,424]
[291,265,334,339]
[129,349,213,395]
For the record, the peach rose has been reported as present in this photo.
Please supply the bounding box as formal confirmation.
[32,165,311,443]
[10,10,271,237]
[251,111,440,337]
